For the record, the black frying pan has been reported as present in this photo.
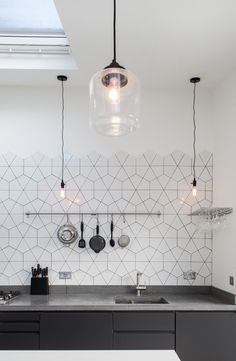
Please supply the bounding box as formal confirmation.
[89,223,106,253]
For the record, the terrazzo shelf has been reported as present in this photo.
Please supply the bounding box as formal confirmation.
[0,350,181,361]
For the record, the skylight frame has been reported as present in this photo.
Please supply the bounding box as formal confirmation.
[0,0,69,56]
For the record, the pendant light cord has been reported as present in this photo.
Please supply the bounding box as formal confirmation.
[113,0,117,62]
[61,79,65,184]
[193,82,196,179]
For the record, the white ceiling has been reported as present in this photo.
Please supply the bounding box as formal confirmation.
[1,0,236,88]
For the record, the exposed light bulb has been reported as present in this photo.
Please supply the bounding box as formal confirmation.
[192,178,197,197]
[60,181,65,199]
[192,186,197,197]
[108,77,120,103]
[60,188,65,198]
[108,86,120,102]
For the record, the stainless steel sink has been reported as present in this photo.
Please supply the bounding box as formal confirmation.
[115,296,169,304]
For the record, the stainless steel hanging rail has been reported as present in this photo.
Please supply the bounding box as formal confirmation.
[25,211,161,217]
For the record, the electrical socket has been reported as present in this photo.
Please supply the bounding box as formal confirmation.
[183,270,197,280]
[59,271,72,280]
[229,276,234,286]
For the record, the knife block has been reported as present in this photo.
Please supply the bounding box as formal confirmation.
[31,277,49,295]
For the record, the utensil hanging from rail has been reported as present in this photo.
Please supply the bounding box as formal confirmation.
[57,215,78,246]
[78,216,86,248]
[109,216,115,247]
[89,216,106,253]
[117,214,130,247]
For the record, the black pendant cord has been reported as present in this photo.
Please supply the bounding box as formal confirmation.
[113,0,117,62]
[192,81,196,180]
[61,79,65,187]
[57,75,67,189]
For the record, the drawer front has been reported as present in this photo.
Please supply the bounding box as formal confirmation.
[0,322,39,332]
[113,312,175,331]
[0,313,39,322]
[0,332,39,350]
[113,332,175,350]
[40,312,113,350]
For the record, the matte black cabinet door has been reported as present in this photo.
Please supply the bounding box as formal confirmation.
[40,312,112,350]
[176,312,236,361]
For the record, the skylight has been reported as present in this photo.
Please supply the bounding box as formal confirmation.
[0,0,69,55]
[0,0,64,35]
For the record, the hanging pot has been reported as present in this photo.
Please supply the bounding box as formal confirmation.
[89,218,106,253]
[57,216,78,246]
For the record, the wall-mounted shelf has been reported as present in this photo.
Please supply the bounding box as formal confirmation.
[189,207,233,217]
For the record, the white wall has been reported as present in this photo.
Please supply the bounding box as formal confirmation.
[0,84,214,286]
[0,86,213,157]
[213,71,236,293]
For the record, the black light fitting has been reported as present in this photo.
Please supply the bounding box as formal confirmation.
[190,77,200,198]
[57,75,68,198]
[101,0,128,88]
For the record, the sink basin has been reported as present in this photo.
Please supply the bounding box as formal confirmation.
[115,296,169,304]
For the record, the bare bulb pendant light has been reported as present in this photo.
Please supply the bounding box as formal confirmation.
[190,77,200,198]
[57,75,67,199]
[89,0,140,136]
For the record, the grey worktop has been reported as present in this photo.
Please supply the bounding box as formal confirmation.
[0,286,236,311]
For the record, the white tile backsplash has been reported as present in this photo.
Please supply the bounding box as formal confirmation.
[0,150,213,286]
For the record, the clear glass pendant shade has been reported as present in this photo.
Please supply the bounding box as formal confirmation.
[89,67,140,136]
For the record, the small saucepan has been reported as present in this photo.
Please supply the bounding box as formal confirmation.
[89,218,106,253]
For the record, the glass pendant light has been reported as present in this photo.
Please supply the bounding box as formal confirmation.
[57,75,67,199]
[190,77,200,198]
[89,0,140,136]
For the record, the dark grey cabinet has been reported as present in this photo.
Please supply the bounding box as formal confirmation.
[176,312,236,361]
[40,312,112,350]
[0,312,40,350]
[113,312,175,350]
[0,310,235,353]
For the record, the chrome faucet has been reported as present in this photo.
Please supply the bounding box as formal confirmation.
[136,271,146,296]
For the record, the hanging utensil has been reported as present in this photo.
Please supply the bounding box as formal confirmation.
[89,216,106,253]
[109,216,115,247]
[78,218,86,248]
[118,234,130,248]
[57,215,78,246]
[118,214,130,247]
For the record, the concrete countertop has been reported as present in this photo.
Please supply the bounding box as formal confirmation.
[0,287,236,311]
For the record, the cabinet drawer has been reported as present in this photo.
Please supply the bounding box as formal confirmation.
[40,312,112,350]
[0,332,39,350]
[113,312,175,331]
[0,313,39,322]
[0,322,39,332]
[113,332,175,350]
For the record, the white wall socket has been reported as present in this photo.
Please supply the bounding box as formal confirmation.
[59,272,72,279]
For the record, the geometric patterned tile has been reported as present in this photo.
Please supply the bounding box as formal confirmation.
[0,150,213,286]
